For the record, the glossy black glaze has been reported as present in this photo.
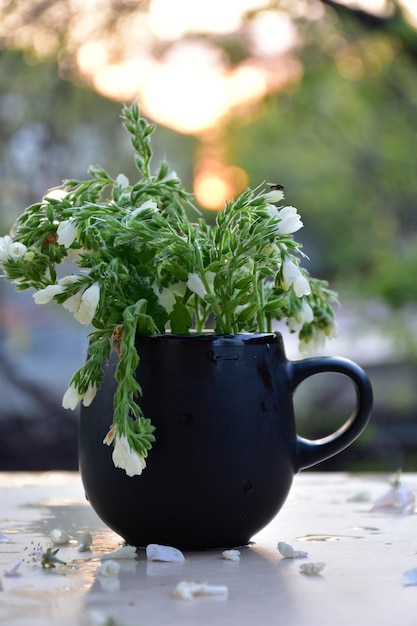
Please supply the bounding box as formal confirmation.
[79,333,373,549]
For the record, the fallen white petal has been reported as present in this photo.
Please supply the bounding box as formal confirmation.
[277,541,308,559]
[222,549,241,562]
[403,568,417,586]
[4,560,23,577]
[101,545,137,560]
[146,544,185,562]
[78,532,93,552]
[173,581,228,600]
[300,562,326,575]
[0,531,11,543]
[50,528,72,545]
[371,484,415,514]
[96,560,121,577]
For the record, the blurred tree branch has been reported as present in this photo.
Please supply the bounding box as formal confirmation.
[319,0,417,61]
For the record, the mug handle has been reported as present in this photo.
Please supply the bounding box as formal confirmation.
[288,356,373,472]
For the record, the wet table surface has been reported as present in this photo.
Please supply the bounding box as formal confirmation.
[1,471,417,626]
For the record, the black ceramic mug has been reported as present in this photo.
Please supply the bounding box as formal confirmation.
[79,332,373,549]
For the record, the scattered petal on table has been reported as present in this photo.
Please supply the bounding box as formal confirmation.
[101,545,137,560]
[371,484,415,514]
[78,532,93,552]
[403,568,417,586]
[277,541,308,559]
[146,543,185,562]
[173,581,228,600]
[300,562,326,575]
[4,560,23,577]
[222,549,241,562]
[50,528,73,545]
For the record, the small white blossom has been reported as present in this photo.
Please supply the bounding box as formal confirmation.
[102,545,137,560]
[297,300,314,324]
[62,383,81,410]
[275,206,304,235]
[130,199,158,219]
[112,434,147,477]
[116,173,129,188]
[33,284,66,304]
[222,549,241,562]
[282,259,311,297]
[74,282,100,325]
[265,188,285,203]
[187,272,207,299]
[146,544,185,562]
[50,528,72,545]
[300,562,326,575]
[78,532,93,552]
[0,235,13,261]
[57,220,78,248]
[277,541,308,559]
[9,241,28,259]
[82,383,98,407]
[62,289,84,313]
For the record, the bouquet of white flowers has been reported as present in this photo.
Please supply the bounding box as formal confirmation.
[0,102,337,476]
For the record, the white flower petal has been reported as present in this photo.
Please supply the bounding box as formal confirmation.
[82,383,98,407]
[102,545,137,560]
[50,528,72,545]
[277,541,308,559]
[146,544,185,562]
[300,562,326,575]
[74,283,100,325]
[57,220,78,248]
[62,383,81,410]
[9,242,27,259]
[33,284,65,304]
[187,272,207,299]
[112,434,147,477]
[222,549,241,562]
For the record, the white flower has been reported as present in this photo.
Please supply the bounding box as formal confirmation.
[82,383,98,407]
[116,173,129,188]
[33,284,66,304]
[62,383,81,410]
[62,289,85,313]
[282,259,311,297]
[297,300,314,325]
[300,562,326,575]
[8,241,28,259]
[130,199,158,219]
[265,188,285,203]
[112,434,147,477]
[0,235,13,261]
[275,206,303,235]
[57,219,78,248]
[187,272,207,299]
[74,283,100,325]
[0,235,27,261]
[156,283,187,313]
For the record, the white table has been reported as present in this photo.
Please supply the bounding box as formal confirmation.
[1,471,416,626]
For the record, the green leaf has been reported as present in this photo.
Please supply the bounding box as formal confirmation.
[169,300,192,334]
